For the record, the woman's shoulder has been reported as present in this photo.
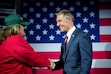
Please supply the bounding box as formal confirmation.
[8,35,23,40]
[6,35,25,43]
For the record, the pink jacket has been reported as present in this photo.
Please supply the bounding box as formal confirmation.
[0,35,50,74]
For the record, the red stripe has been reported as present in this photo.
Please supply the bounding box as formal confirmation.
[100,18,111,26]
[93,51,111,59]
[99,2,111,9]
[32,68,111,74]
[39,52,60,59]
[100,35,111,42]
[38,51,111,59]
[91,68,111,74]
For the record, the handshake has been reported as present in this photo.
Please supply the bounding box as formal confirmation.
[48,59,55,69]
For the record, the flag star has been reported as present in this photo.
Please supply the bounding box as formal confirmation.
[89,12,95,17]
[63,1,67,6]
[90,34,96,40]
[36,2,41,6]
[76,23,82,29]
[42,29,48,35]
[69,6,74,11]
[83,6,88,11]
[23,36,28,40]
[23,13,27,18]
[36,35,41,41]
[63,35,66,39]
[49,35,55,40]
[83,17,88,23]
[36,13,41,18]
[56,29,61,35]
[49,24,54,29]
[36,24,41,29]
[90,1,94,5]
[29,7,34,12]
[90,23,95,29]
[83,29,89,33]
[42,18,48,24]
[29,29,34,35]
[29,18,34,23]
[23,2,27,7]
[49,1,54,6]
[42,7,48,12]
[76,1,81,6]
[56,7,61,12]
[49,12,54,18]
[24,26,27,29]
[76,12,81,17]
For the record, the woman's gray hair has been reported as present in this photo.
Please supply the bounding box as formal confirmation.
[0,24,20,44]
[55,9,74,21]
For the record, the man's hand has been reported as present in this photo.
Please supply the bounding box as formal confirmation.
[48,59,55,69]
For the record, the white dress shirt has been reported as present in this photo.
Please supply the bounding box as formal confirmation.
[66,26,76,43]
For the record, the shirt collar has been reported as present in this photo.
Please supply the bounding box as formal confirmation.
[66,26,76,42]
[66,26,76,37]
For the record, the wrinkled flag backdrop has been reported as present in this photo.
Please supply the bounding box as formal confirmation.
[0,0,111,74]
[21,0,111,74]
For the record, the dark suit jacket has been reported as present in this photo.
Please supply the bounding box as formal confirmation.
[54,28,92,74]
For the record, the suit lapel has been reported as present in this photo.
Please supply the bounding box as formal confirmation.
[64,29,80,61]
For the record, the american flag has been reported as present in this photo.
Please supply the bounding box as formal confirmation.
[21,0,111,74]
[22,0,111,74]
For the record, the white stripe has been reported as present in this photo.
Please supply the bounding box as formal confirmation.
[30,42,111,52]
[92,59,111,68]
[30,43,61,52]
[100,26,111,35]
[93,42,111,51]
[33,59,111,69]
[99,10,111,18]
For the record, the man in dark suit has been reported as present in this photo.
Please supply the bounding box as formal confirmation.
[50,9,92,74]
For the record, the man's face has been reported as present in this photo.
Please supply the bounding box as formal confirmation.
[56,14,70,32]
